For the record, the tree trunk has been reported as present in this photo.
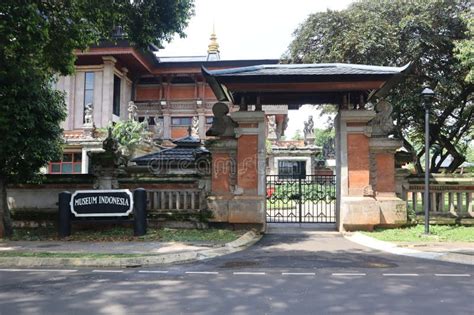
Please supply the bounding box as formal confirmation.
[0,176,13,238]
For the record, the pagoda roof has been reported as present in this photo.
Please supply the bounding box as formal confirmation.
[202,63,411,106]
[207,63,409,79]
[131,135,209,166]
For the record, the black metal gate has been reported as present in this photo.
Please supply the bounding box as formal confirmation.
[266,175,336,223]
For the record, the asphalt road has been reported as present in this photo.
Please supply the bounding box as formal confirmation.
[0,229,473,315]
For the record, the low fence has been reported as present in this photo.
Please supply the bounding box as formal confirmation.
[401,175,474,217]
[147,189,206,213]
[7,173,210,219]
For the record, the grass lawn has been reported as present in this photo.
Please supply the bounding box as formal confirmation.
[363,225,474,242]
[3,226,242,243]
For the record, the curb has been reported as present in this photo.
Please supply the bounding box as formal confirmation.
[0,230,262,268]
[345,232,474,266]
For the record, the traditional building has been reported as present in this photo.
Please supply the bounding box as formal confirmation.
[50,32,289,174]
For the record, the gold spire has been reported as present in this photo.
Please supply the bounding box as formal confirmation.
[207,25,220,54]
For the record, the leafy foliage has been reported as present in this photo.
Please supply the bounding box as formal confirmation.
[285,0,473,174]
[314,128,335,147]
[292,129,303,140]
[0,0,194,236]
[111,120,148,156]
[454,12,474,83]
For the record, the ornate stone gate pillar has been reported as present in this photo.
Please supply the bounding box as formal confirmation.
[229,111,266,228]
[205,103,266,231]
[336,104,406,231]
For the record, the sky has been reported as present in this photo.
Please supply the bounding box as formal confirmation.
[158,0,354,136]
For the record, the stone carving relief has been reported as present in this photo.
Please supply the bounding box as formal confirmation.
[267,115,277,140]
[206,102,238,137]
[154,114,164,139]
[369,100,395,137]
[191,116,199,137]
[83,103,95,138]
[128,101,138,121]
[84,103,94,126]
[303,115,315,145]
[323,138,336,159]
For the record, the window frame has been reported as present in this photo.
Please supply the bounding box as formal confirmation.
[278,160,306,179]
[49,153,82,174]
[83,72,95,122]
[171,116,193,126]
[113,74,121,116]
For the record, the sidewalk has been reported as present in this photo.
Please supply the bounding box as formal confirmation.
[346,232,474,266]
[0,230,261,268]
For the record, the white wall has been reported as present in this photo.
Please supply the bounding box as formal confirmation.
[54,59,132,131]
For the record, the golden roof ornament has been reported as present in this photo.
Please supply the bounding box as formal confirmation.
[207,25,220,61]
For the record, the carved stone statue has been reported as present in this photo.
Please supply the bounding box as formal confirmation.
[303,115,314,137]
[267,115,277,140]
[128,101,138,121]
[191,116,199,137]
[103,127,119,153]
[323,138,336,159]
[303,115,315,145]
[369,100,395,137]
[84,103,94,126]
[154,115,164,139]
[206,102,238,137]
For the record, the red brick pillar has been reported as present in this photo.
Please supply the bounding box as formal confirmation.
[369,138,407,225]
[336,110,407,231]
[228,111,266,229]
[206,139,237,222]
[337,110,380,231]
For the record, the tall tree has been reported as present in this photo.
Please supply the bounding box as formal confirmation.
[285,0,473,174]
[0,0,194,237]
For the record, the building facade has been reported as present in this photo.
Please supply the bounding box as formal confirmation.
[51,34,289,174]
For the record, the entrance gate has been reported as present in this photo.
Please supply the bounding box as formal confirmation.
[266,175,336,223]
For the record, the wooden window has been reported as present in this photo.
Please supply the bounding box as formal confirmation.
[113,75,121,116]
[49,153,82,174]
[278,160,306,179]
[171,117,192,126]
[83,72,94,121]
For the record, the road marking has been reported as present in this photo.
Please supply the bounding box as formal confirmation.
[332,273,366,276]
[138,270,169,274]
[383,273,419,277]
[435,274,471,277]
[233,272,266,275]
[185,271,219,275]
[0,268,77,273]
[282,272,316,276]
[92,270,123,273]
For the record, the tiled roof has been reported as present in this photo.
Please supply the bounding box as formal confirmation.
[209,63,410,77]
[132,135,209,165]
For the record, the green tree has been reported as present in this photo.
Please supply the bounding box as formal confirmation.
[314,128,335,147]
[0,0,194,237]
[292,129,303,140]
[454,13,474,83]
[285,0,473,174]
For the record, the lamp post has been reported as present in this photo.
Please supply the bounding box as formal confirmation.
[421,86,435,234]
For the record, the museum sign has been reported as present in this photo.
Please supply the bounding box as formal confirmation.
[70,189,134,217]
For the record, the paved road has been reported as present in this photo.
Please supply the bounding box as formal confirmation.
[0,228,473,315]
